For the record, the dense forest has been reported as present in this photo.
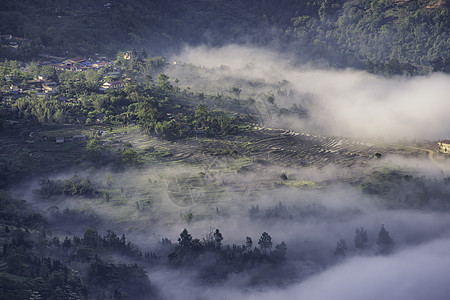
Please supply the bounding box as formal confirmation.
[1,0,450,72]
[1,184,292,299]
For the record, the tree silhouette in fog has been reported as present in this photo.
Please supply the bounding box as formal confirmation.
[376,224,394,254]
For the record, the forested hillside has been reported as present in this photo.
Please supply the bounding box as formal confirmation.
[1,0,449,72]
[3,1,450,299]
[288,0,450,73]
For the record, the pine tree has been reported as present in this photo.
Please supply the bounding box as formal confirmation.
[213,229,223,248]
[258,232,272,254]
[354,226,369,250]
[178,229,192,248]
[334,239,347,257]
[376,224,394,254]
[141,46,147,59]
[245,236,253,252]
[274,241,287,260]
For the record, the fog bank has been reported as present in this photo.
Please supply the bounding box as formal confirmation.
[246,238,450,300]
[171,45,450,141]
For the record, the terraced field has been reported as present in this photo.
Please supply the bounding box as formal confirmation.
[4,123,426,178]
[80,127,430,224]
[154,128,428,172]
[242,129,426,168]
[5,124,432,231]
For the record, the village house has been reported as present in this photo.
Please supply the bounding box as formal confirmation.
[80,65,96,71]
[8,41,18,49]
[26,79,43,90]
[0,34,31,49]
[9,85,20,94]
[51,63,71,71]
[92,62,111,68]
[438,140,450,153]
[57,57,87,71]
[37,74,48,81]
[63,56,86,66]
[51,57,110,72]
[0,34,13,41]
[100,80,123,91]
[42,82,58,94]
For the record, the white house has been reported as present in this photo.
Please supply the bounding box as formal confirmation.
[100,80,123,91]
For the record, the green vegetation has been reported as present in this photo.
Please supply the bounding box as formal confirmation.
[334,224,395,258]
[289,0,450,73]
[359,168,450,209]
[0,0,312,58]
[1,2,450,297]
[0,216,155,299]
[0,57,251,139]
[169,228,288,280]
[0,52,258,188]
[1,186,292,299]
[35,175,95,199]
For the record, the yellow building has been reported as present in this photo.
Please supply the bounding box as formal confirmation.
[438,140,450,153]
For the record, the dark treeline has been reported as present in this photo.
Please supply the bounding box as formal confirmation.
[168,228,288,282]
[1,189,291,299]
[334,224,395,258]
[0,224,156,299]
[360,169,450,210]
[36,175,95,199]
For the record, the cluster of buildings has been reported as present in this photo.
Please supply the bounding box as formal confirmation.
[51,56,125,91]
[8,74,60,99]
[51,56,112,72]
[2,55,125,99]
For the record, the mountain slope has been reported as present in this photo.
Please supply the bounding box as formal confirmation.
[1,0,449,72]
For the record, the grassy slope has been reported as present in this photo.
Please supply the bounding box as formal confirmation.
[2,122,430,232]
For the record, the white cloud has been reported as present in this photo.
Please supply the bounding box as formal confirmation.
[247,238,450,300]
[172,45,450,141]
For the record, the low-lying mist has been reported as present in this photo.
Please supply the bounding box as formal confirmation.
[243,237,450,300]
[169,45,450,142]
[149,237,450,300]
[20,155,450,299]
[13,43,450,299]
